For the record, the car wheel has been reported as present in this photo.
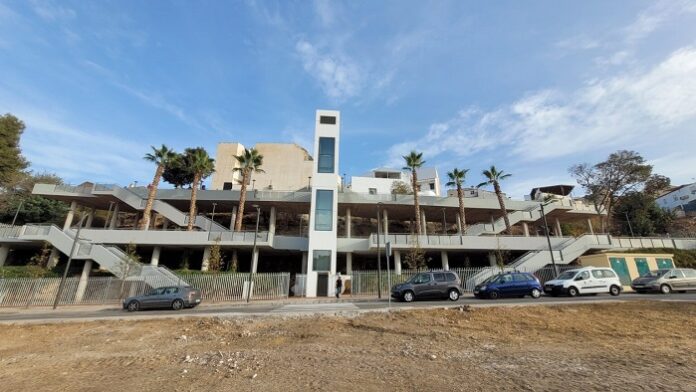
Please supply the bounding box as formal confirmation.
[172,299,184,310]
[488,291,499,300]
[609,285,621,296]
[660,284,672,294]
[568,287,579,297]
[127,301,139,312]
[403,291,415,303]
[448,289,460,301]
[530,288,541,299]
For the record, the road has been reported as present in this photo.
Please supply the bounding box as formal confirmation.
[1,292,695,324]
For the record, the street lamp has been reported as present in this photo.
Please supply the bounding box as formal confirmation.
[210,202,217,232]
[11,199,24,226]
[252,179,256,190]
[624,211,635,238]
[376,202,383,299]
[441,208,447,235]
[540,200,559,278]
[246,204,261,303]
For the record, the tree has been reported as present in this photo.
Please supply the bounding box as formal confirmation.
[390,180,412,195]
[162,153,195,189]
[643,174,671,198]
[140,145,178,230]
[0,172,67,225]
[570,150,652,233]
[403,238,429,269]
[478,166,512,234]
[614,192,673,236]
[184,148,215,231]
[403,151,425,236]
[119,243,141,299]
[232,148,264,231]
[207,240,223,272]
[0,114,29,189]
[446,168,469,233]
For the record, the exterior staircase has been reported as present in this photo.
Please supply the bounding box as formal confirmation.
[465,201,571,236]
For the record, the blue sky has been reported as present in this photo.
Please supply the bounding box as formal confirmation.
[1,0,696,198]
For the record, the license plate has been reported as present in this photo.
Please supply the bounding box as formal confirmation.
[195,299,201,303]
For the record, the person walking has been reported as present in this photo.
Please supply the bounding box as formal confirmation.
[335,274,343,299]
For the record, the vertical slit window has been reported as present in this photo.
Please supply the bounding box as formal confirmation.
[315,190,333,231]
[318,137,335,173]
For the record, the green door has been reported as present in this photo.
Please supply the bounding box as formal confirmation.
[610,257,631,286]
[634,258,650,277]
[656,258,675,269]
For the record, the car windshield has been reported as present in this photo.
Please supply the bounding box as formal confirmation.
[644,270,670,278]
[481,274,502,284]
[556,271,577,280]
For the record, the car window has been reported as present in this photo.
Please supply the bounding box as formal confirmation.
[434,273,446,282]
[683,269,696,278]
[500,275,513,284]
[149,288,165,296]
[445,273,457,282]
[557,270,577,280]
[512,274,527,282]
[414,273,431,284]
[578,271,590,280]
[602,270,617,279]
[670,270,685,279]
[165,287,179,294]
[591,270,603,279]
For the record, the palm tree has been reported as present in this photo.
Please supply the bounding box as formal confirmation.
[446,168,469,234]
[185,148,215,231]
[232,148,264,231]
[478,166,512,234]
[140,145,177,230]
[403,150,425,235]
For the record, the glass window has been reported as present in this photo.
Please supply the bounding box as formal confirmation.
[683,269,696,278]
[500,275,513,284]
[670,270,685,279]
[602,270,617,279]
[513,274,527,282]
[578,271,590,280]
[413,273,431,284]
[149,288,165,296]
[313,250,331,271]
[165,287,178,294]
[314,190,334,231]
[319,115,336,125]
[592,270,604,279]
[446,273,457,282]
[317,137,335,173]
[434,273,446,282]
[368,188,377,195]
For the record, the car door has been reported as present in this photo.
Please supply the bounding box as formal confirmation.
[497,275,515,297]
[589,270,607,293]
[433,273,447,297]
[669,270,687,290]
[511,274,530,296]
[141,287,165,309]
[412,273,434,298]
[160,287,178,308]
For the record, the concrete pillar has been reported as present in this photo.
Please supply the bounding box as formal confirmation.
[251,247,260,273]
[441,251,449,271]
[394,250,402,275]
[48,248,60,269]
[345,208,352,238]
[346,252,353,273]
[229,206,238,231]
[109,203,120,229]
[0,244,9,267]
[587,218,594,235]
[63,201,78,230]
[269,206,277,236]
[522,222,530,237]
[301,251,308,274]
[383,209,389,236]
[421,210,427,235]
[162,217,169,230]
[150,246,161,266]
[488,252,498,268]
[555,218,563,237]
[74,260,93,303]
[201,246,211,271]
[85,208,95,228]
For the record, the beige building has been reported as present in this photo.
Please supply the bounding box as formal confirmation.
[211,142,314,191]
[578,252,675,290]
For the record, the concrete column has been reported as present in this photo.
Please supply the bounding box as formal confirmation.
[456,214,462,235]
[269,206,277,236]
[441,251,449,271]
[421,210,427,235]
[229,206,238,231]
[162,218,169,230]
[63,201,78,230]
[150,246,161,266]
[587,218,594,235]
[301,251,308,274]
[109,203,120,229]
[346,252,353,273]
[488,252,497,268]
[85,208,95,228]
[394,250,402,275]
[345,208,352,238]
[74,260,93,303]
[555,218,563,237]
[522,222,530,237]
[48,248,60,269]
[383,209,389,236]
[201,246,211,271]
[251,247,260,273]
[0,244,9,267]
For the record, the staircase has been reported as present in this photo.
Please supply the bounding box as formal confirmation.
[465,202,571,236]
[15,224,183,286]
[93,185,228,232]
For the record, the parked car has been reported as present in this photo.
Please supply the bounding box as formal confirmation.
[391,271,462,302]
[631,268,696,294]
[473,272,543,299]
[123,286,202,311]
[544,267,622,297]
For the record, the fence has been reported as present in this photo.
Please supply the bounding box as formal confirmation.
[349,266,577,296]
[0,272,291,308]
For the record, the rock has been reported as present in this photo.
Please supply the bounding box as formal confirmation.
[252,373,257,379]
[430,355,437,360]
[179,335,187,341]
[182,369,188,374]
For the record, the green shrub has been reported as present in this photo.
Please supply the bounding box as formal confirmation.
[0,266,60,278]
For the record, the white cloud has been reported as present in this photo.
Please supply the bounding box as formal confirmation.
[29,0,76,22]
[295,40,362,100]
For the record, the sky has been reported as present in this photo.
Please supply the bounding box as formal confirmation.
[1,0,696,199]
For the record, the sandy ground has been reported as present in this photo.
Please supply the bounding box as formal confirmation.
[1,301,695,391]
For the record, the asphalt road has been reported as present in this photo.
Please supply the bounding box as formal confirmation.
[1,292,695,324]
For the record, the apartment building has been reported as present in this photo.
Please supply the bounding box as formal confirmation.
[351,167,441,196]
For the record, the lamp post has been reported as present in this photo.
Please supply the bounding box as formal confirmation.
[624,212,635,238]
[53,214,87,309]
[210,203,217,232]
[246,204,261,303]
[441,208,447,235]
[11,199,24,226]
[252,179,256,191]
[376,202,383,299]
[540,201,559,278]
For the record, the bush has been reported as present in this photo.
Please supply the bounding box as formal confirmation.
[0,266,60,278]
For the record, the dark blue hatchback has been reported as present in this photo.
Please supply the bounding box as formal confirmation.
[473,272,543,299]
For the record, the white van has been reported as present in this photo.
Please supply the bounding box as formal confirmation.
[543,267,622,297]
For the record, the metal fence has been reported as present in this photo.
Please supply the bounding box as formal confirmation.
[0,272,291,308]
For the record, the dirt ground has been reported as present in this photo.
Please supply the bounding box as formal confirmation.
[1,302,695,391]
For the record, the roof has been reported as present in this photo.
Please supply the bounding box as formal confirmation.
[657,183,694,199]
[530,184,574,197]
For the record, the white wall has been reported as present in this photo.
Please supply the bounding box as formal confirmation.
[351,176,404,194]
[657,183,696,211]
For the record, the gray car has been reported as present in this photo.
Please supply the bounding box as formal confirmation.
[631,268,696,294]
[123,286,202,311]
[391,271,462,302]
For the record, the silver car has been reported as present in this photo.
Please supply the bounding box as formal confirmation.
[123,286,202,311]
[631,268,696,294]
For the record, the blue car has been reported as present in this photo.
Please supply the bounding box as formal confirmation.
[473,272,543,299]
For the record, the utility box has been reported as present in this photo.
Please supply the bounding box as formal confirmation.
[579,253,675,290]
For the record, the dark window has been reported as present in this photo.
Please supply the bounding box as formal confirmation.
[318,137,335,173]
[429,183,435,190]
[434,273,446,282]
[592,270,604,279]
[513,274,528,282]
[313,250,331,271]
[670,270,685,279]
[446,273,457,282]
[314,190,334,231]
[165,287,178,294]
[413,273,431,284]
[319,115,336,125]
[368,188,377,195]
[222,182,233,190]
[602,270,617,278]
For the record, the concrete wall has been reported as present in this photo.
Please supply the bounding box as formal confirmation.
[251,143,314,191]
[211,142,245,190]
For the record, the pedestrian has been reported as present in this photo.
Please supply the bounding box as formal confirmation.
[335,274,343,299]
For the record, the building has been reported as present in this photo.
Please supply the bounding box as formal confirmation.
[2,110,696,297]
[656,182,696,214]
[350,167,441,196]
[578,252,675,289]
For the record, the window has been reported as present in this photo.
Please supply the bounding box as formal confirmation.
[149,288,165,296]
[592,270,604,279]
[602,270,617,279]
[500,275,513,283]
[313,250,331,271]
[319,115,336,125]
[429,183,435,190]
[670,270,685,279]
[446,273,457,282]
[513,274,528,282]
[683,269,696,278]
[578,271,590,280]
[317,137,335,173]
[434,273,446,282]
[223,182,233,190]
[314,190,334,231]
[413,273,431,284]
[165,287,178,294]
[368,188,377,195]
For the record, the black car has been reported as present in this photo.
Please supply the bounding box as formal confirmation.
[391,271,462,302]
[123,286,202,311]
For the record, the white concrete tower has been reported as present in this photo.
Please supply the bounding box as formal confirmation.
[306,110,341,297]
